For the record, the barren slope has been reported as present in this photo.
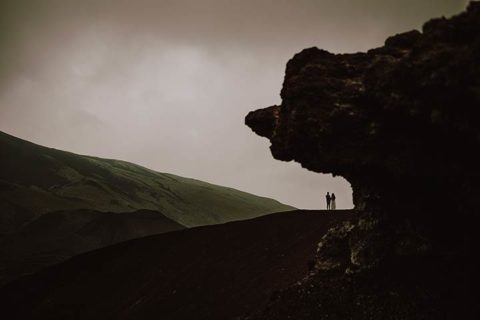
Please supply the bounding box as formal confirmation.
[0,210,353,320]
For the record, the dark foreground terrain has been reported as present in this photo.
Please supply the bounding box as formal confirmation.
[0,210,352,320]
[0,209,184,285]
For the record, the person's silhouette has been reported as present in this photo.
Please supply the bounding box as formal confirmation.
[331,193,336,210]
[326,192,331,210]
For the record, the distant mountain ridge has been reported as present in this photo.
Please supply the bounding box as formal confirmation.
[0,130,294,233]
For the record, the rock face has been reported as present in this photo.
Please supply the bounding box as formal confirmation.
[246,3,479,318]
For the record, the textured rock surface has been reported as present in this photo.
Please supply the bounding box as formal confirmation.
[247,2,479,260]
[246,3,479,319]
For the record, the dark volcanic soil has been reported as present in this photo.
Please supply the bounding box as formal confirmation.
[0,210,352,320]
[0,209,184,285]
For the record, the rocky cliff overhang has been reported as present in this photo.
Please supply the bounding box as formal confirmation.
[246,3,480,262]
[244,5,479,318]
[247,3,480,215]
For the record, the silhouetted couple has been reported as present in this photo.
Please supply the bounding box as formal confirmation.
[325,192,336,210]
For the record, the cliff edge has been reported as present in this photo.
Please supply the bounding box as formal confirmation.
[246,3,479,319]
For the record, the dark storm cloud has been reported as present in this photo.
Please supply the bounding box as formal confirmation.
[0,0,469,208]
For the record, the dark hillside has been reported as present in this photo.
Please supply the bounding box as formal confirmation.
[0,130,294,284]
[0,210,353,320]
[0,209,184,285]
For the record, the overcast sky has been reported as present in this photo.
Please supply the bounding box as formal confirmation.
[0,0,468,209]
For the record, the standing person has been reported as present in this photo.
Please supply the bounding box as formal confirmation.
[326,192,331,210]
[331,193,336,210]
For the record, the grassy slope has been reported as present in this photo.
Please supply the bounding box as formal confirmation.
[0,131,294,233]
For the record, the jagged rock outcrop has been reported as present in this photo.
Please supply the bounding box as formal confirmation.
[246,3,479,318]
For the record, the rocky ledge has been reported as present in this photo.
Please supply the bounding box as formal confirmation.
[246,3,479,319]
